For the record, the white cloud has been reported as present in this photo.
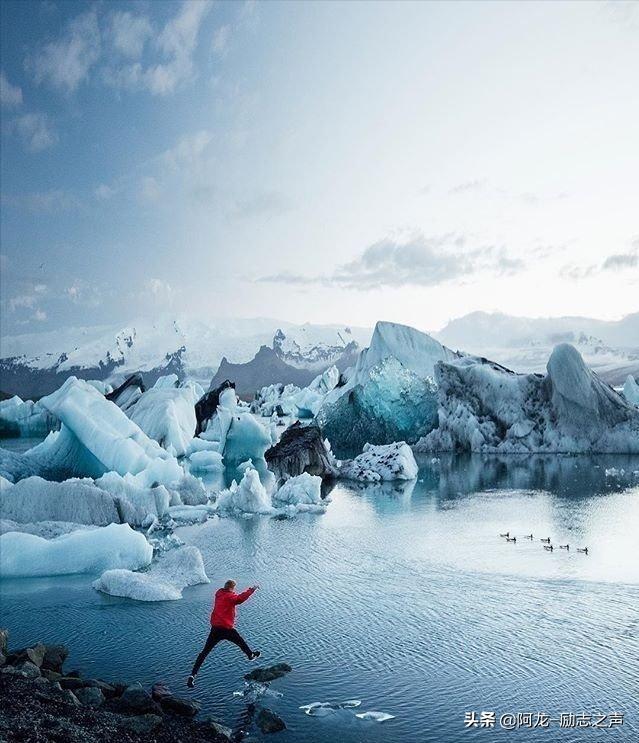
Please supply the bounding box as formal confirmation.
[261,233,524,290]
[138,176,162,202]
[109,11,152,59]
[160,130,213,170]
[27,8,101,94]
[8,112,58,152]
[103,0,212,96]
[141,278,175,306]
[33,309,48,322]
[94,183,116,200]
[212,25,231,56]
[0,71,23,108]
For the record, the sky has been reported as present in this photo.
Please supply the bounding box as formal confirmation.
[1,0,638,338]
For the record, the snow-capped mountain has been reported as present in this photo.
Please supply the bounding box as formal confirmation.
[0,315,372,399]
[435,311,639,385]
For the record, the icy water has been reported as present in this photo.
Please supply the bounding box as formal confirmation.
[2,454,639,742]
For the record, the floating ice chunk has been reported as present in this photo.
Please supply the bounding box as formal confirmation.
[39,377,183,486]
[0,476,120,526]
[417,344,639,454]
[167,505,210,523]
[340,442,418,482]
[128,387,196,457]
[623,375,639,407]
[188,449,224,472]
[341,700,362,708]
[216,467,273,515]
[223,414,271,465]
[299,702,336,717]
[152,374,179,390]
[95,471,170,525]
[0,522,152,578]
[171,473,208,506]
[93,545,209,601]
[355,711,395,722]
[273,473,323,505]
[0,396,58,437]
[0,519,96,539]
[317,357,439,456]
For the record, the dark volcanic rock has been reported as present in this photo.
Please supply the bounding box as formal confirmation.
[0,629,7,656]
[244,663,292,683]
[195,379,235,435]
[118,713,163,734]
[75,686,105,708]
[256,707,286,734]
[113,682,162,715]
[152,682,201,716]
[265,422,337,482]
[41,644,68,673]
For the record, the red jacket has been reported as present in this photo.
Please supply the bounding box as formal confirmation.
[210,587,256,629]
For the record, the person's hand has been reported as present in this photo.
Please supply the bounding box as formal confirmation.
[251,585,260,591]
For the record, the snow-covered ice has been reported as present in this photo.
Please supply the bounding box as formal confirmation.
[216,467,273,515]
[127,386,196,457]
[95,471,171,526]
[0,522,153,578]
[93,545,209,601]
[0,395,58,437]
[417,344,639,453]
[38,377,183,486]
[0,476,120,525]
[339,442,418,482]
[273,472,323,505]
[623,375,639,407]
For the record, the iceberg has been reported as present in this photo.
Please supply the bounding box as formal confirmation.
[127,386,196,457]
[273,472,323,505]
[93,545,209,601]
[0,522,152,578]
[0,396,58,437]
[95,472,171,526]
[417,344,639,453]
[215,467,273,515]
[188,449,224,472]
[38,377,183,486]
[0,519,97,539]
[105,374,145,412]
[0,476,120,526]
[355,711,395,722]
[252,366,341,420]
[339,442,418,482]
[317,356,438,456]
[623,374,639,407]
[265,422,338,482]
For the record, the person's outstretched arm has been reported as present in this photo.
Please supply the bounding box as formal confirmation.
[234,585,259,604]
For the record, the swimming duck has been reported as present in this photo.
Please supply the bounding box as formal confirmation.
[543,544,554,552]
[524,534,534,540]
[499,532,510,538]
[540,537,551,544]
[506,536,516,543]
[559,544,569,550]
[577,547,588,555]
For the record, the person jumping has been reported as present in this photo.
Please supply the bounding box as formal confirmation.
[187,580,260,688]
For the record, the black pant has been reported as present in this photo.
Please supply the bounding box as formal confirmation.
[191,626,252,675]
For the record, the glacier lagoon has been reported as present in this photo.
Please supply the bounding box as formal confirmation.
[1,451,638,742]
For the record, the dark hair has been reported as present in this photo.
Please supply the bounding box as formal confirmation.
[224,580,236,590]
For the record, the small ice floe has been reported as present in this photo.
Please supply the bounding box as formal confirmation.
[355,711,395,722]
[233,681,282,702]
[299,700,362,716]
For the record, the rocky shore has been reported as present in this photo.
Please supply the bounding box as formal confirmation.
[0,629,289,742]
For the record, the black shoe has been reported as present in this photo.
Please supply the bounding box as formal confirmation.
[187,675,196,688]
[249,651,261,661]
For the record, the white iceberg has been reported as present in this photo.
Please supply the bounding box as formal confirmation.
[0,476,120,526]
[215,467,273,515]
[0,522,152,578]
[339,442,418,482]
[273,472,323,505]
[188,449,224,472]
[93,545,209,601]
[0,395,58,437]
[623,374,639,407]
[95,471,171,526]
[127,386,196,457]
[355,711,395,722]
[38,377,183,486]
[417,344,639,453]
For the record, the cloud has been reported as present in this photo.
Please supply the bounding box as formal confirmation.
[109,11,152,59]
[602,250,638,271]
[231,190,292,219]
[27,8,101,94]
[65,279,102,307]
[160,130,213,170]
[141,278,175,306]
[212,25,231,56]
[94,183,116,200]
[3,189,77,212]
[0,71,23,108]
[103,0,212,96]
[7,112,58,152]
[261,233,524,290]
[138,176,162,203]
[33,309,48,322]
